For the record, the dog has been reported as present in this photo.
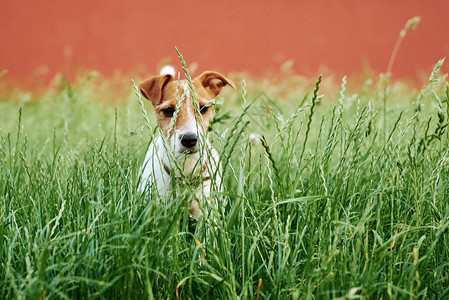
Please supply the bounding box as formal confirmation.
[137,67,236,219]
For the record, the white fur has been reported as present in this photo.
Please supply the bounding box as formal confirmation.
[159,65,175,77]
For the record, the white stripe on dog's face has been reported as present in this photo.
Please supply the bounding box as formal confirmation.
[182,83,197,135]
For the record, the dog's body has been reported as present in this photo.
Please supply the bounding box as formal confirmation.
[138,135,221,217]
[137,68,235,218]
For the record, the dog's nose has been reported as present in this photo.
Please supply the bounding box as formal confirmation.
[181,134,198,148]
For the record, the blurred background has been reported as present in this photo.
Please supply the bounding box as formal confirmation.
[1,0,448,87]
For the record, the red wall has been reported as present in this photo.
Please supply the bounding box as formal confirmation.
[1,0,448,84]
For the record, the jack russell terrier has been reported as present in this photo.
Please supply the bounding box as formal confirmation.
[137,67,236,219]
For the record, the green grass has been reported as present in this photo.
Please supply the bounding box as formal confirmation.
[1,60,448,299]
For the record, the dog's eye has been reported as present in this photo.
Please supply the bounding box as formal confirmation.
[199,105,209,115]
[162,108,175,117]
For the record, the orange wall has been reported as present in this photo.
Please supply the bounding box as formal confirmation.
[1,0,448,84]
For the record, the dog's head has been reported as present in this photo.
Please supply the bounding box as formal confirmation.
[139,71,236,157]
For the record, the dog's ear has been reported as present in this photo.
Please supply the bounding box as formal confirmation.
[139,74,173,105]
[196,71,236,97]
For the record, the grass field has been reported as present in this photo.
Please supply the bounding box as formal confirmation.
[1,59,448,299]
